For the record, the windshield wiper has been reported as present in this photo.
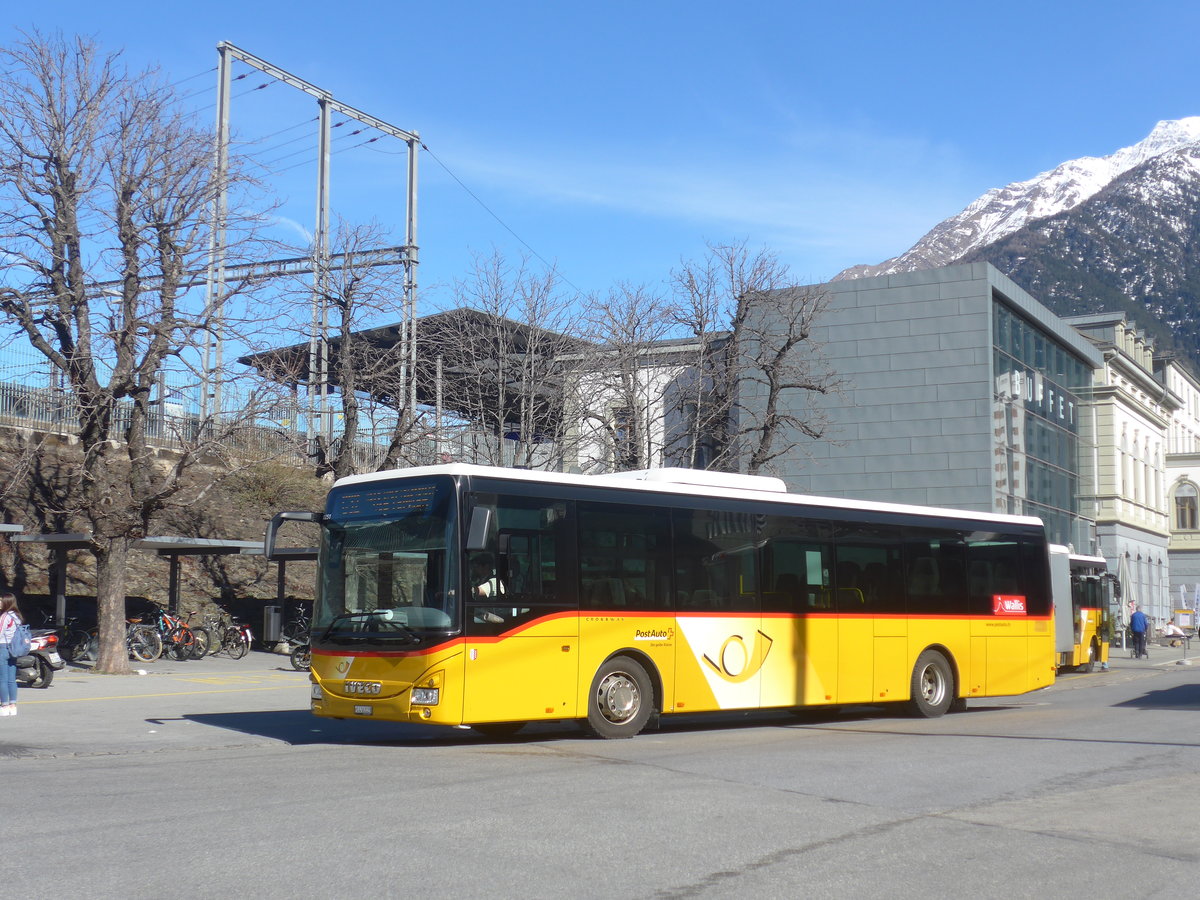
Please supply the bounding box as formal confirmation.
[321,612,420,645]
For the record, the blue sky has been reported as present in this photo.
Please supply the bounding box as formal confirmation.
[10,1,1200,307]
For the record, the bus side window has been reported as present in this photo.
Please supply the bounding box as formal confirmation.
[1020,538,1050,616]
[673,507,758,613]
[465,493,574,631]
[965,535,1024,616]
[836,523,903,614]
[760,516,832,612]
[579,501,671,612]
[501,533,535,596]
[902,527,965,615]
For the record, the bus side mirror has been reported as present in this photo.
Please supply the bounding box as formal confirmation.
[265,510,323,559]
[466,507,492,551]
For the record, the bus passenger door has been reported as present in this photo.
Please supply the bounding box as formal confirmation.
[671,507,761,713]
[759,531,836,708]
[462,496,579,725]
[577,501,677,712]
[835,526,905,705]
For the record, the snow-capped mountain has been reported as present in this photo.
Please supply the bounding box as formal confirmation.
[835,117,1200,281]
[957,140,1200,366]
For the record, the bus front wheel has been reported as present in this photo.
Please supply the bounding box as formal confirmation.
[586,657,654,739]
[908,650,954,718]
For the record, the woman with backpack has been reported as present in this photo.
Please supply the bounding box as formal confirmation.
[0,592,23,716]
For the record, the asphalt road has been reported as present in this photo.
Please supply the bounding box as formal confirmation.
[2,648,1198,899]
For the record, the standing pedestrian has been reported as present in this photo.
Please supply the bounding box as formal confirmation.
[0,592,22,716]
[1129,604,1149,659]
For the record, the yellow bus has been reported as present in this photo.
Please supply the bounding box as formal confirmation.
[268,464,1056,738]
[1050,547,1111,672]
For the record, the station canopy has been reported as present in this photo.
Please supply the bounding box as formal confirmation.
[238,307,592,432]
[9,532,316,623]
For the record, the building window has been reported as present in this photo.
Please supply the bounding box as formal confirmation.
[991,297,1091,546]
[612,407,638,470]
[1175,483,1198,531]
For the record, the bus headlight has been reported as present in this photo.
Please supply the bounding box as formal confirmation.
[411,687,440,706]
[311,684,323,700]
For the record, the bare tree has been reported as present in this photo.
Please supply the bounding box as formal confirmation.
[663,256,727,469]
[0,33,274,673]
[671,240,842,475]
[571,282,681,472]
[297,220,426,479]
[428,251,581,470]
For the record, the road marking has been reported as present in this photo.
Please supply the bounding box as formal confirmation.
[18,683,306,706]
[179,675,300,685]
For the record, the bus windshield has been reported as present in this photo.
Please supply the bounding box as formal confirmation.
[314,476,460,645]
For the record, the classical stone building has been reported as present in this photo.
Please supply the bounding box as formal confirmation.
[1159,352,1200,626]
[1066,313,1176,626]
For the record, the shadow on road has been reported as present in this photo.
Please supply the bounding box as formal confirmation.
[1114,682,1200,711]
[184,703,949,747]
[183,709,497,746]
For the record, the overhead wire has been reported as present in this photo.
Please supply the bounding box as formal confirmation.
[254,120,351,170]
[235,80,275,99]
[267,133,383,176]
[179,60,578,292]
[254,122,384,173]
[188,70,277,116]
[169,67,215,88]
[188,71,251,116]
[418,141,583,294]
[233,116,319,150]
[179,83,215,103]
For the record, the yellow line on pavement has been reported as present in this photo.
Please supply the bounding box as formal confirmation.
[19,683,306,706]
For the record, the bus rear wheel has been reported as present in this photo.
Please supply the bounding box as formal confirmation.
[587,657,653,739]
[908,649,954,718]
[1077,642,1096,674]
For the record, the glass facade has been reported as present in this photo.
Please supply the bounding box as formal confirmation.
[992,298,1092,546]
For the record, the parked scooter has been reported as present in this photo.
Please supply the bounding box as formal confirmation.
[289,640,310,672]
[16,629,65,688]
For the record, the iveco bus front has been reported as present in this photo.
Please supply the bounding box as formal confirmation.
[266,471,468,725]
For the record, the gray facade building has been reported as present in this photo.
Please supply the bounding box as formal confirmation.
[750,263,1104,548]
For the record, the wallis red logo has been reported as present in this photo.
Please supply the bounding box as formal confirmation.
[993,595,1028,616]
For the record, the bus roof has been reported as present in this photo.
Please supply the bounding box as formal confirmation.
[1049,545,1107,566]
[333,463,1046,530]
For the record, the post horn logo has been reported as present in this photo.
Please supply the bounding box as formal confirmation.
[702,630,774,683]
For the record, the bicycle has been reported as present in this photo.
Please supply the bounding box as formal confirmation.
[185,611,211,659]
[70,620,162,663]
[126,620,163,662]
[289,640,310,671]
[200,609,234,655]
[44,612,94,663]
[143,607,196,661]
[281,605,311,644]
[202,607,251,660]
[222,620,252,660]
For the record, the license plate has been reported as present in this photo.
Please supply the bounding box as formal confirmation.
[345,680,382,695]
[354,705,374,716]
[47,652,63,666]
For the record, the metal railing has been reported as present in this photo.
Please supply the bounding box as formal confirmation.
[0,380,310,464]
[0,379,536,472]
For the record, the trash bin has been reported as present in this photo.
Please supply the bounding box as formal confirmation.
[263,605,282,642]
